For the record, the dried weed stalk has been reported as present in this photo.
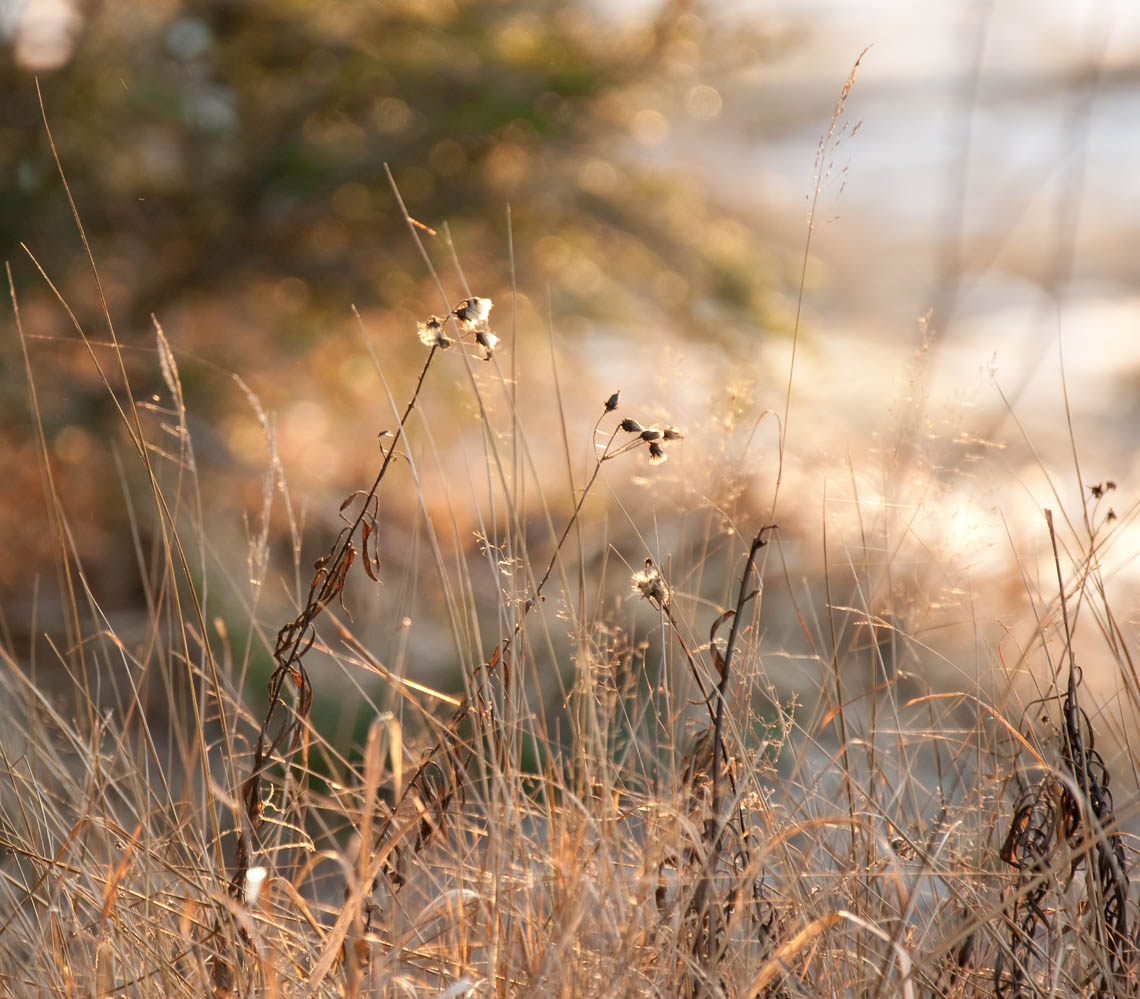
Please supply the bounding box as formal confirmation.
[995,510,1135,998]
[372,391,683,888]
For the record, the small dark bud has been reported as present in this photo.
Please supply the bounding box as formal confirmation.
[640,428,663,442]
[648,441,667,465]
[604,392,620,412]
[620,418,644,433]
[1106,480,1117,491]
[662,426,684,440]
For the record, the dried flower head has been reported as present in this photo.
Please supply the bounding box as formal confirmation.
[452,297,493,327]
[444,296,498,358]
[632,558,669,606]
[603,407,680,470]
[475,328,500,360]
[417,316,451,348]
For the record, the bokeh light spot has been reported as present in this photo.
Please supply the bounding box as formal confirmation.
[631,109,670,146]
[685,84,722,120]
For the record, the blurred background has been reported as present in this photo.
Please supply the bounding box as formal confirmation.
[3,0,1140,723]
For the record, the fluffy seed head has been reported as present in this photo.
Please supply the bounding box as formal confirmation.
[452,296,493,326]
[417,316,451,348]
[632,559,669,605]
[475,328,500,359]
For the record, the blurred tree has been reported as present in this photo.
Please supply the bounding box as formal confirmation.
[0,0,791,614]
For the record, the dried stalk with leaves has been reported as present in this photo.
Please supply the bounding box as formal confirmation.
[995,510,1135,999]
[371,389,685,889]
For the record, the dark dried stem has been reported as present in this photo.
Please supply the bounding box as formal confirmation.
[334,345,437,586]
[235,346,438,892]
[710,527,773,824]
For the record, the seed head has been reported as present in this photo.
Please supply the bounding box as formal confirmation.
[417,316,451,349]
[620,418,644,433]
[475,328,500,360]
[662,426,684,440]
[648,441,668,465]
[632,558,669,606]
[640,428,663,442]
[452,296,493,326]
[604,391,620,413]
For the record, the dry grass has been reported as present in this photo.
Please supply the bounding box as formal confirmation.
[3,67,1140,999]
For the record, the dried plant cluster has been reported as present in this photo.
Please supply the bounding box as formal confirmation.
[4,72,1140,999]
[6,235,1140,998]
